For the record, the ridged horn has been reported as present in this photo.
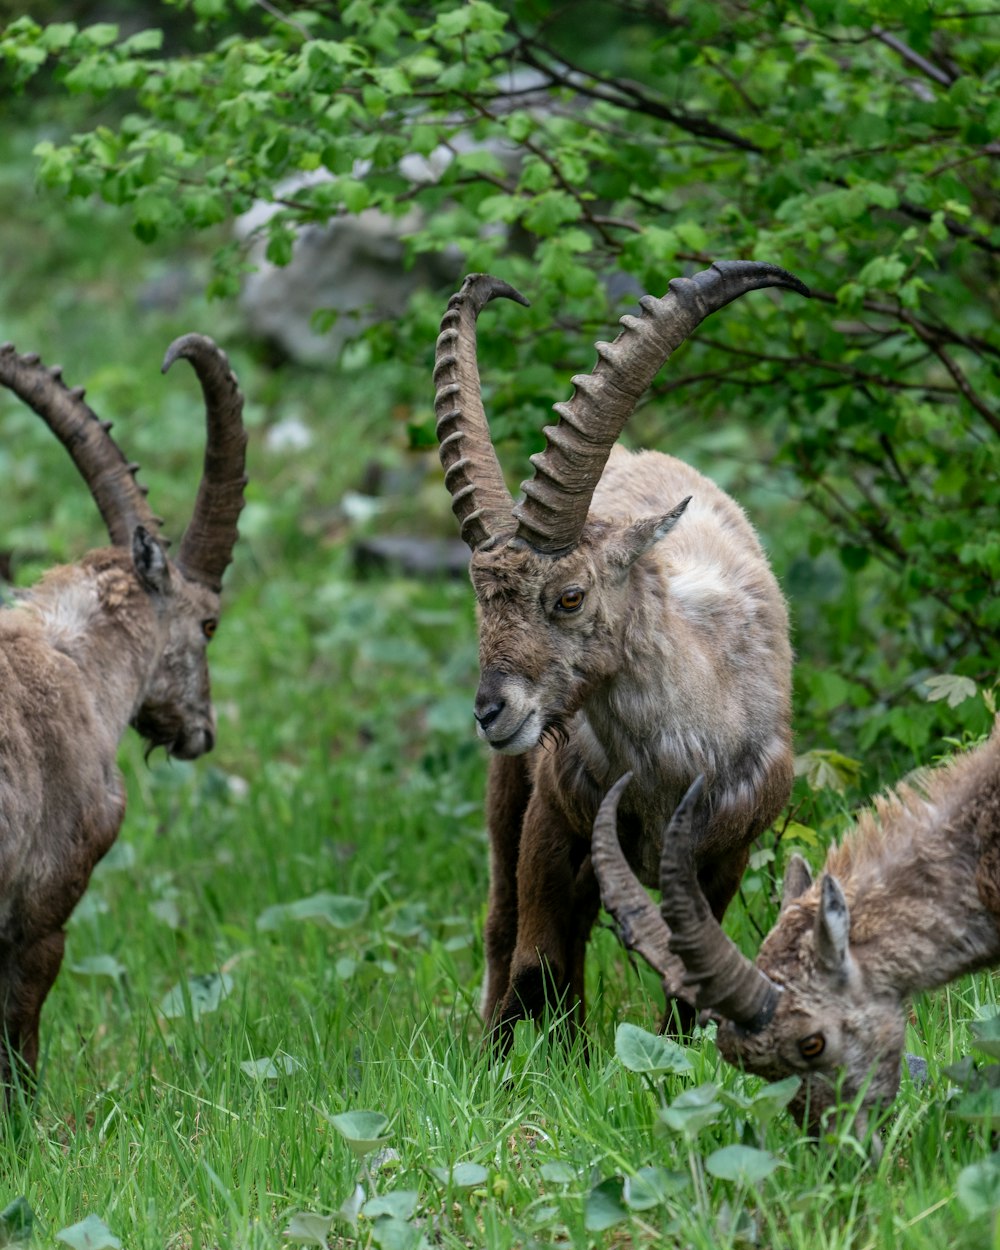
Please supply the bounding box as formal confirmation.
[164,334,247,593]
[0,342,159,548]
[434,274,528,551]
[513,260,810,554]
[591,773,689,996]
[659,775,782,1031]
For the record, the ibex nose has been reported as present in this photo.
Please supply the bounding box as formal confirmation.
[474,697,505,730]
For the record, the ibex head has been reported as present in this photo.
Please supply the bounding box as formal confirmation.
[433,262,808,754]
[0,334,247,760]
[593,775,907,1134]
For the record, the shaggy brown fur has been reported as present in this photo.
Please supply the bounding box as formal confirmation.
[715,723,1000,1134]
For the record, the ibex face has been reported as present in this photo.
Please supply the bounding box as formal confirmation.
[128,532,221,760]
[471,505,688,754]
[715,870,906,1131]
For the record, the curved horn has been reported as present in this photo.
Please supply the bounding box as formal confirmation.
[164,334,247,593]
[591,773,688,995]
[434,274,528,550]
[513,260,810,554]
[660,774,782,1031]
[0,342,160,548]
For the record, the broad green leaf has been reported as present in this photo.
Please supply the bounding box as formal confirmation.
[957,1158,1000,1218]
[584,1177,628,1232]
[158,972,233,1020]
[326,1109,392,1156]
[706,1144,781,1184]
[370,1217,427,1250]
[256,891,368,931]
[615,1022,692,1075]
[0,1198,34,1247]
[284,1211,334,1246]
[539,1160,577,1185]
[240,1054,303,1079]
[55,1215,120,1250]
[431,1162,488,1188]
[970,1013,1000,1060]
[660,1084,723,1137]
[623,1166,688,1210]
[363,1191,420,1220]
[68,954,125,980]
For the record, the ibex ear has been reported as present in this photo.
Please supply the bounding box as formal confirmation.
[132,525,171,596]
[814,873,851,975]
[780,854,813,912]
[609,496,691,569]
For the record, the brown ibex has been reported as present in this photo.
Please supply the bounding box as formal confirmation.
[432,261,809,1051]
[0,335,246,1095]
[593,721,1000,1135]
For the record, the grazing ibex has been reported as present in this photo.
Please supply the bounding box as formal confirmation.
[0,335,246,1095]
[594,721,1000,1135]
[433,261,808,1050]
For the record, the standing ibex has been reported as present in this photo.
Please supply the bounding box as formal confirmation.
[0,335,246,1095]
[593,721,1000,1135]
[433,261,809,1050]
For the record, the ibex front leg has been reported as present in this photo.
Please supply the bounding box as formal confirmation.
[491,788,594,1053]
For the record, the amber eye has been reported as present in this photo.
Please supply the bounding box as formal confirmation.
[798,1033,826,1060]
[556,588,585,613]
[202,619,218,640]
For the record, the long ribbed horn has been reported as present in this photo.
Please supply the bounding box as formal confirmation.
[0,342,160,548]
[164,335,247,593]
[434,274,528,551]
[660,775,782,1031]
[591,773,689,997]
[513,260,810,554]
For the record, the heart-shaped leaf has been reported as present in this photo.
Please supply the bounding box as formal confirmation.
[615,1022,692,1075]
[284,1211,334,1246]
[623,1165,688,1210]
[363,1191,420,1220]
[706,1145,781,1184]
[584,1177,628,1232]
[431,1162,488,1188]
[256,891,368,931]
[0,1197,34,1246]
[957,1157,1000,1218]
[326,1109,392,1157]
[158,972,234,1020]
[55,1215,121,1250]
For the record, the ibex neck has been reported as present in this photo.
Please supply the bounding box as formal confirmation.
[26,556,158,747]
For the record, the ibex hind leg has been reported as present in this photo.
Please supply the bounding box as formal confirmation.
[482,753,532,1029]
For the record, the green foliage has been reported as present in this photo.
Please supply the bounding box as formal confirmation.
[2,0,998,756]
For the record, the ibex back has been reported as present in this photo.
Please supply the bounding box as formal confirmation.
[0,336,246,1096]
[433,262,808,1050]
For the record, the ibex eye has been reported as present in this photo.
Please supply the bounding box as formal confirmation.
[202,619,218,640]
[798,1033,826,1060]
[556,588,585,613]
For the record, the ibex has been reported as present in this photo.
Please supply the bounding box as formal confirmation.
[432,261,809,1051]
[593,721,1000,1136]
[0,335,246,1095]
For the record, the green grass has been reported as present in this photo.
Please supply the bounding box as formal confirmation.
[3,99,1000,1250]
